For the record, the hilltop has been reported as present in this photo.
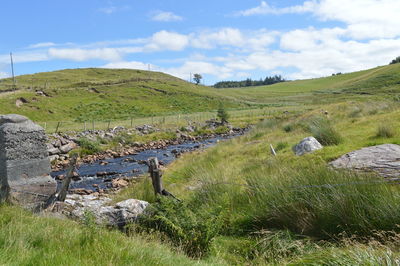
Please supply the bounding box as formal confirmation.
[0,68,250,122]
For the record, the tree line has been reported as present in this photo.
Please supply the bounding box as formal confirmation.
[213,75,285,88]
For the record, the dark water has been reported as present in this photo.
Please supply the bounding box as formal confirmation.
[51,134,239,190]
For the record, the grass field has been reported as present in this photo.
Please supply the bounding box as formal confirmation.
[2,64,400,264]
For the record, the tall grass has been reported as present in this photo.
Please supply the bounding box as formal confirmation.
[376,124,396,138]
[308,117,343,145]
[246,163,400,238]
[0,205,206,265]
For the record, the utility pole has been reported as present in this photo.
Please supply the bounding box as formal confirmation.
[10,52,16,90]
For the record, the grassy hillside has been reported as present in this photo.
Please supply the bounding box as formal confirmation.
[0,68,251,122]
[1,64,400,122]
[215,64,400,106]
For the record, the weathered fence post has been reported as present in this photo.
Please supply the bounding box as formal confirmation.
[84,122,87,131]
[148,157,163,195]
[130,117,133,127]
[92,120,95,131]
[55,122,61,133]
[42,154,78,210]
[148,157,180,200]
[107,121,111,130]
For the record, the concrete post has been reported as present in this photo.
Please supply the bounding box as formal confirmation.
[0,114,56,207]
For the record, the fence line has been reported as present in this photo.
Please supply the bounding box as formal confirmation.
[35,108,291,133]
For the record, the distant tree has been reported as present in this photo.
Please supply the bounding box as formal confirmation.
[390,56,400,65]
[217,103,229,124]
[213,75,285,88]
[193,73,202,85]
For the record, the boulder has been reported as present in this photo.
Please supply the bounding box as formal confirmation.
[59,142,77,153]
[48,147,61,155]
[330,144,400,178]
[293,137,323,156]
[63,194,149,227]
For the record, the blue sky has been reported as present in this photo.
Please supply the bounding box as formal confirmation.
[1,0,399,84]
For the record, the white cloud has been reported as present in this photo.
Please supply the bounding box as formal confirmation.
[98,6,118,14]
[190,28,276,50]
[151,11,183,22]
[48,48,122,62]
[102,61,156,71]
[145,31,189,51]
[238,0,400,39]
[166,61,234,80]
[97,5,130,14]
[28,42,56,49]
[236,1,315,16]
[0,72,9,79]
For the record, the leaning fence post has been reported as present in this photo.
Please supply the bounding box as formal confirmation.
[55,122,61,133]
[270,144,277,156]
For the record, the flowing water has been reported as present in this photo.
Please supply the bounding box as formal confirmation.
[51,134,241,190]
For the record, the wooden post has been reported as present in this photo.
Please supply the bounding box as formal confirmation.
[55,122,61,133]
[42,154,78,210]
[107,121,111,130]
[148,157,163,195]
[44,122,47,131]
[84,122,87,131]
[270,144,277,156]
[92,120,95,131]
[57,154,78,202]
[130,117,133,127]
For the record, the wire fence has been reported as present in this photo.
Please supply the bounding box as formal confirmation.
[35,108,291,134]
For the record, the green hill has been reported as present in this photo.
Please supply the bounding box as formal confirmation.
[214,63,400,106]
[0,68,250,122]
[1,64,400,122]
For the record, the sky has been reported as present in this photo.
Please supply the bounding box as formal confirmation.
[0,0,399,84]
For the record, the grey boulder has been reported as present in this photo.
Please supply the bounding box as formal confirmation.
[64,194,149,227]
[293,137,323,156]
[329,144,400,178]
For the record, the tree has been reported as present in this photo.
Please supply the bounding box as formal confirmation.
[193,74,202,85]
[217,103,229,124]
[390,56,400,65]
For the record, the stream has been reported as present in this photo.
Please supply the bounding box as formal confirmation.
[51,134,241,190]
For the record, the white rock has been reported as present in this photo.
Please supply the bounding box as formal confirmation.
[293,137,323,156]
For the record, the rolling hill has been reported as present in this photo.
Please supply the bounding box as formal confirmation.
[1,63,399,122]
[0,68,251,122]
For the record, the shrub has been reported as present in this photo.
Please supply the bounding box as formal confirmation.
[308,117,343,145]
[283,123,294,132]
[138,197,222,258]
[376,124,395,138]
[217,103,229,123]
[215,125,230,134]
[77,138,101,155]
[275,142,288,151]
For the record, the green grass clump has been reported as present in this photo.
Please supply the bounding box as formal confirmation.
[308,117,343,145]
[137,197,222,258]
[376,124,396,138]
[247,163,400,238]
[76,137,102,155]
